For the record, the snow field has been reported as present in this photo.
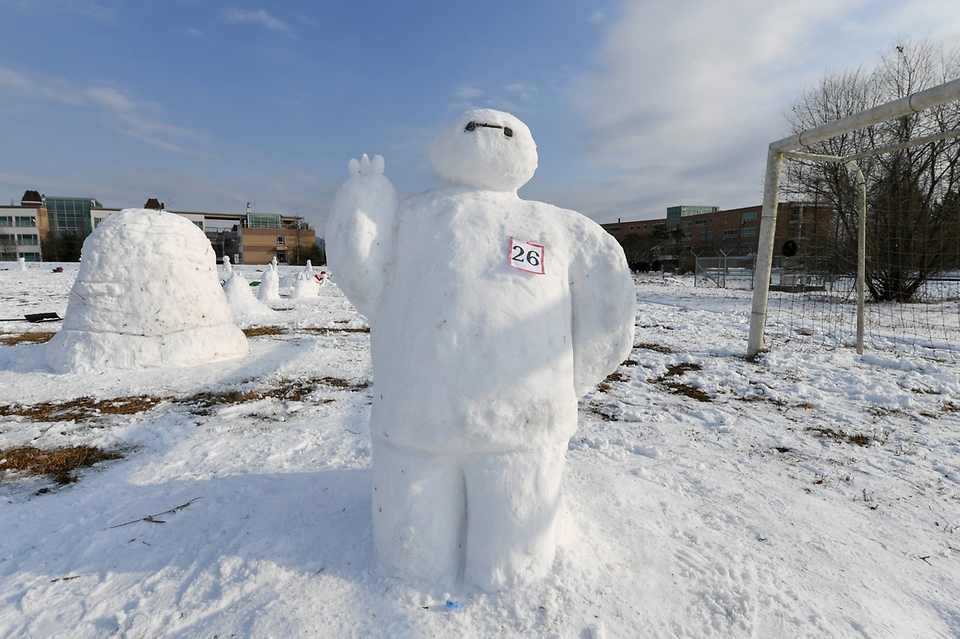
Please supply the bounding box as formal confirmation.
[0,265,959,637]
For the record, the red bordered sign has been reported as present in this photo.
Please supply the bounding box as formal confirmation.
[509,237,545,275]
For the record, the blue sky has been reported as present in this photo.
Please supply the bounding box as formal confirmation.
[1,0,958,232]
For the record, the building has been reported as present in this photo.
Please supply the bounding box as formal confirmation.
[601,201,835,263]
[601,218,667,243]
[666,205,720,231]
[1,190,319,265]
[0,191,45,262]
[45,196,104,237]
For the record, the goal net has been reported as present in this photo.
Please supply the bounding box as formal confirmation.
[748,77,960,360]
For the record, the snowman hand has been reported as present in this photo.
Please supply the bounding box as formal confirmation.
[348,154,385,178]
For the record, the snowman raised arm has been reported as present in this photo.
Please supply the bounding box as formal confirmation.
[325,153,399,320]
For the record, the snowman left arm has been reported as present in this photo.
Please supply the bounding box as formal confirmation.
[569,221,636,397]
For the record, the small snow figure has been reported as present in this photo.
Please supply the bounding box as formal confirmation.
[290,271,320,299]
[223,270,273,320]
[221,254,233,275]
[258,260,281,301]
[326,109,635,591]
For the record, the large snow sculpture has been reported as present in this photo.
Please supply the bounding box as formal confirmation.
[46,208,248,373]
[326,109,636,591]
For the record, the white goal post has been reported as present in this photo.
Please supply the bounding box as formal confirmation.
[747,77,960,358]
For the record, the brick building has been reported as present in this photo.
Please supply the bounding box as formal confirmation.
[601,201,834,264]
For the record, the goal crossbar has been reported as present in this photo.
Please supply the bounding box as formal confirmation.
[747,77,960,358]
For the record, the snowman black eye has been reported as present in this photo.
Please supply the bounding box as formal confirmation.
[464,121,514,138]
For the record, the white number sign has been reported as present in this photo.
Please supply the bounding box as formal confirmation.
[509,237,545,275]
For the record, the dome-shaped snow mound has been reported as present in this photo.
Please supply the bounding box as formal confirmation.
[46,208,248,373]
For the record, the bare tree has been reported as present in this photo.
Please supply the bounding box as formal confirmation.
[783,39,960,302]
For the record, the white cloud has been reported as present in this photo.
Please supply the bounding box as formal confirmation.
[456,86,485,100]
[0,63,213,159]
[226,9,291,33]
[569,0,891,221]
[85,87,134,112]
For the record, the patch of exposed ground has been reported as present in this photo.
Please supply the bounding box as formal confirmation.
[806,426,876,447]
[0,396,164,423]
[184,376,370,415]
[242,326,286,338]
[0,376,371,422]
[635,342,673,353]
[652,362,712,402]
[0,331,56,346]
[302,326,370,334]
[0,445,122,485]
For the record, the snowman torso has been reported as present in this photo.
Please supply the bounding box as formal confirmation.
[369,187,582,454]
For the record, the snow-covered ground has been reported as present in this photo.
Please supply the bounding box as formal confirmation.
[1,263,959,638]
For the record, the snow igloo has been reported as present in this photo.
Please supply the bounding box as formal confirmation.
[46,208,248,373]
[326,109,636,591]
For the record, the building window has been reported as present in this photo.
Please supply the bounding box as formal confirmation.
[742,212,758,223]
[707,231,714,240]
[741,227,757,237]
[17,234,38,245]
[0,216,11,227]
[724,229,739,239]
[276,251,287,263]
[276,235,285,246]
[682,232,692,241]
[194,221,204,230]
[700,231,707,240]
[15,216,35,227]
[19,252,40,261]
[682,220,692,228]
[248,213,282,229]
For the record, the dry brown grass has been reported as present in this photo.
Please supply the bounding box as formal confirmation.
[0,446,122,484]
[0,375,370,422]
[662,382,713,402]
[657,362,703,379]
[242,326,286,338]
[0,396,164,422]
[0,331,56,346]
[806,426,873,447]
[652,362,712,402]
[634,342,673,353]
[184,376,369,414]
[302,326,371,334]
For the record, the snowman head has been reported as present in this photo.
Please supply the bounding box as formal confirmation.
[429,109,538,192]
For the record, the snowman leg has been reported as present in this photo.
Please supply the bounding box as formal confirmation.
[462,440,568,591]
[371,439,464,585]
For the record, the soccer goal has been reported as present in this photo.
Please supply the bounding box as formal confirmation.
[748,77,960,359]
